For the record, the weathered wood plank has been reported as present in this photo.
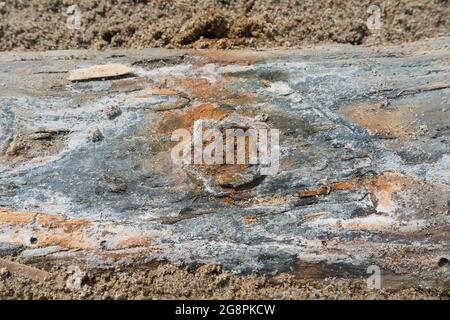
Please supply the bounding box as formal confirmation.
[0,257,49,281]
[0,38,449,287]
[68,64,136,81]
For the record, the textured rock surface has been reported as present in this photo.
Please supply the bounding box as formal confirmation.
[0,38,449,289]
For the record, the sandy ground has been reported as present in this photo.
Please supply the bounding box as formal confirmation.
[0,262,448,300]
[0,0,449,51]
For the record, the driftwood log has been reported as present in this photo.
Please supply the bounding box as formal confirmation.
[0,38,449,289]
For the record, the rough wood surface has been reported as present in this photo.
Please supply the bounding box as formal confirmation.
[0,257,49,281]
[68,64,136,81]
[0,38,449,289]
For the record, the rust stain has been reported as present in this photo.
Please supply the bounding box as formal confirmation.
[60,220,92,233]
[173,77,255,105]
[178,78,228,101]
[333,181,360,191]
[221,196,236,205]
[34,230,92,250]
[136,86,188,98]
[181,103,230,123]
[298,180,360,198]
[215,172,248,187]
[34,213,92,232]
[156,103,232,135]
[340,101,449,139]
[341,102,415,139]
[203,164,249,178]
[243,215,257,226]
[367,172,449,216]
[0,207,36,225]
[298,172,450,216]
[298,186,329,198]
[365,173,400,213]
[0,207,160,252]
[297,174,396,213]
[34,215,93,249]
[0,207,94,250]
[113,235,153,250]
[34,214,65,227]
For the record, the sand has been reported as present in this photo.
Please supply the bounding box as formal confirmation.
[1,263,448,300]
[0,0,449,51]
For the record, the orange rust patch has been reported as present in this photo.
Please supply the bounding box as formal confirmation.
[34,230,92,250]
[221,196,236,205]
[341,102,414,139]
[174,77,255,105]
[113,235,153,250]
[201,164,249,177]
[296,173,406,214]
[35,214,65,228]
[298,172,450,216]
[340,102,449,139]
[0,207,36,225]
[332,181,360,191]
[34,213,91,232]
[368,172,450,215]
[137,86,188,98]
[156,103,232,135]
[178,78,229,101]
[215,173,247,187]
[59,220,92,233]
[243,215,257,226]
[298,180,360,198]
[150,87,184,96]
[298,186,329,198]
[296,173,412,214]
[182,103,230,123]
[365,173,400,213]
[34,215,92,249]
[0,207,94,250]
